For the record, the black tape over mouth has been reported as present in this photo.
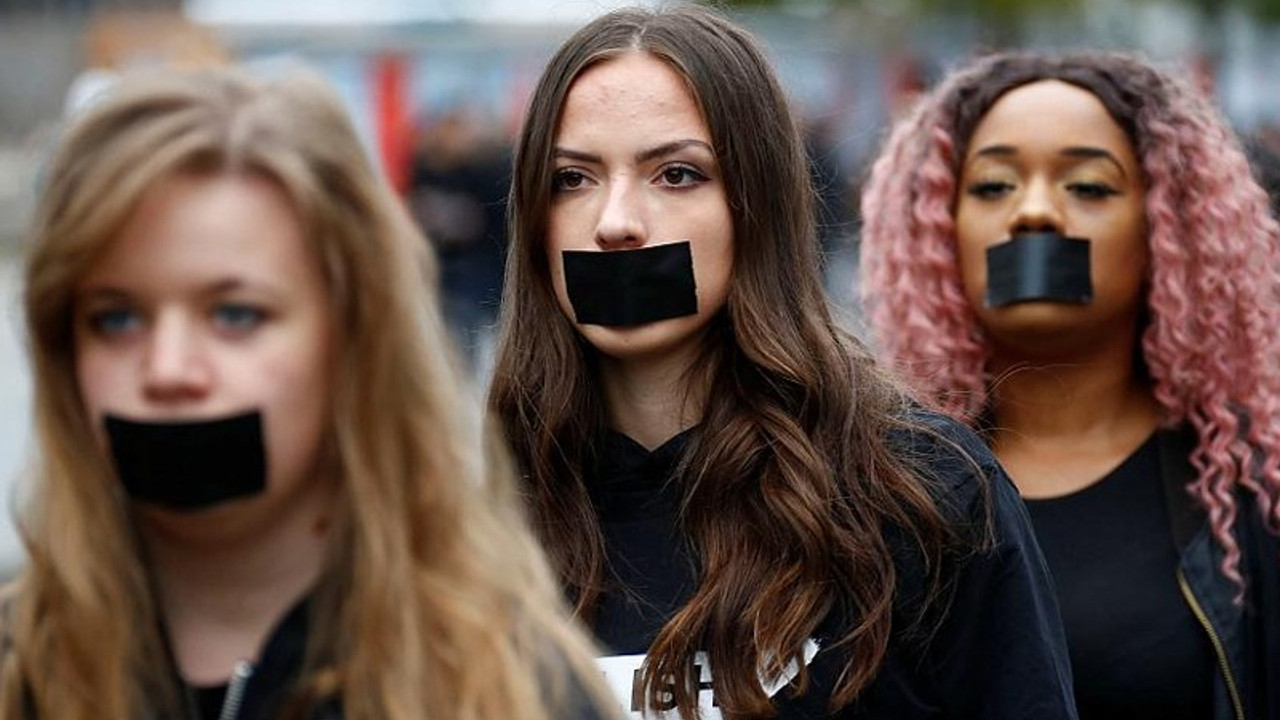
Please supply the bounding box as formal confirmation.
[105,410,267,512]
[562,241,699,327]
[984,231,1093,308]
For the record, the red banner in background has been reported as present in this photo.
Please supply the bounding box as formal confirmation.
[373,53,412,194]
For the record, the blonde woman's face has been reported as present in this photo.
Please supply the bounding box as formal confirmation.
[954,79,1148,361]
[545,52,734,365]
[73,172,335,538]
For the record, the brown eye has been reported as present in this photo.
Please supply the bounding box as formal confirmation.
[1066,182,1118,200]
[658,164,708,187]
[551,169,588,192]
[965,181,1014,199]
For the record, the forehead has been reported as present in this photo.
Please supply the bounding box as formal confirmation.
[79,172,311,289]
[555,52,709,144]
[967,79,1136,161]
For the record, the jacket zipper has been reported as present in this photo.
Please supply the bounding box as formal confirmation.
[217,660,255,720]
[1176,569,1245,720]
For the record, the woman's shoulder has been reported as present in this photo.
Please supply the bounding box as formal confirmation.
[885,407,1013,518]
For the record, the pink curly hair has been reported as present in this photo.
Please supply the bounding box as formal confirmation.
[860,50,1280,593]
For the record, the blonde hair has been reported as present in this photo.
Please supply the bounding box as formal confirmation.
[4,66,611,720]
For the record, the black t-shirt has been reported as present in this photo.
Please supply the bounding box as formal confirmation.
[587,415,1078,719]
[590,429,698,654]
[1025,433,1215,720]
[194,684,228,720]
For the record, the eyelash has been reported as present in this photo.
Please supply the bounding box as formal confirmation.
[85,308,142,337]
[81,303,270,339]
[966,181,1014,199]
[1065,182,1119,199]
[964,180,1119,200]
[657,163,709,187]
[212,304,268,332]
[551,168,588,193]
[550,163,711,194]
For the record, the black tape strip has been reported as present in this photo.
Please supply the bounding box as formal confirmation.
[563,241,699,326]
[985,231,1093,308]
[105,411,267,511]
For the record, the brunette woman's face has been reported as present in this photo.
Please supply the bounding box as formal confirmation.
[545,52,734,365]
[954,79,1149,359]
[74,172,335,537]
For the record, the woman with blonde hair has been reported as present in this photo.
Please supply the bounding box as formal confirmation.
[491,6,1077,719]
[1,65,616,720]
[860,51,1280,719]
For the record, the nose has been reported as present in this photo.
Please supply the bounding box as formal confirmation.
[1009,177,1065,235]
[141,311,213,403]
[594,177,647,249]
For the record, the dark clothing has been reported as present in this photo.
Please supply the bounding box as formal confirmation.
[589,414,1078,719]
[1156,426,1280,720]
[408,146,511,367]
[1023,425,1280,720]
[1026,433,1215,720]
[171,597,613,720]
[168,598,341,720]
[11,592,611,720]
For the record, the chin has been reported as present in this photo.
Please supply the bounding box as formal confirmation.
[984,300,1090,327]
[131,495,263,546]
[577,314,708,364]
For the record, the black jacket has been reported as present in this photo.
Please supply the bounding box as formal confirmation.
[158,599,340,720]
[13,593,610,720]
[589,412,1079,719]
[1157,426,1280,720]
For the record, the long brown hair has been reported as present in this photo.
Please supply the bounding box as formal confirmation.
[4,66,613,720]
[490,6,958,718]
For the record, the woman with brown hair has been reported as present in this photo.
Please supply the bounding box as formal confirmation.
[1,65,616,720]
[490,6,1077,719]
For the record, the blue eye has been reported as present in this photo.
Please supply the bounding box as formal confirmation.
[213,304,266,331]
[87,308,142,337]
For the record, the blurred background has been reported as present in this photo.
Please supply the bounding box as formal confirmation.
[2,0,1280,572]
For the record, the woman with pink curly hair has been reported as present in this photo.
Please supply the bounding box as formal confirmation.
[860,50,1280,720]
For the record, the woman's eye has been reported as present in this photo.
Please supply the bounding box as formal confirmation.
[213,304,267,332]
[1067,182,1119,200]
[551,169,589,193]
[965,181,1014,199]
[658,164,708,188]
[86,308,142,337]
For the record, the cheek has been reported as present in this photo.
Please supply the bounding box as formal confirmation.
[954,205,990,298]
[953,237,989,310]
[74,356,110,450]
[1094,227,1150,297]
[693,245,732,309]
[543,247,574,321]
[693,200,735,304]
[74,345,123,419]
[259,340,332,483]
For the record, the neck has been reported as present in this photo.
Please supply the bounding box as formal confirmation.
[986,336,1162,498]
[599,345,707,450]
[141,481,334,686]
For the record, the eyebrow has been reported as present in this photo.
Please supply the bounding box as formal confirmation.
[553,138,715,165]
[972,144,1129,178]
[76,278,276,302]
[75,287,131,304]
